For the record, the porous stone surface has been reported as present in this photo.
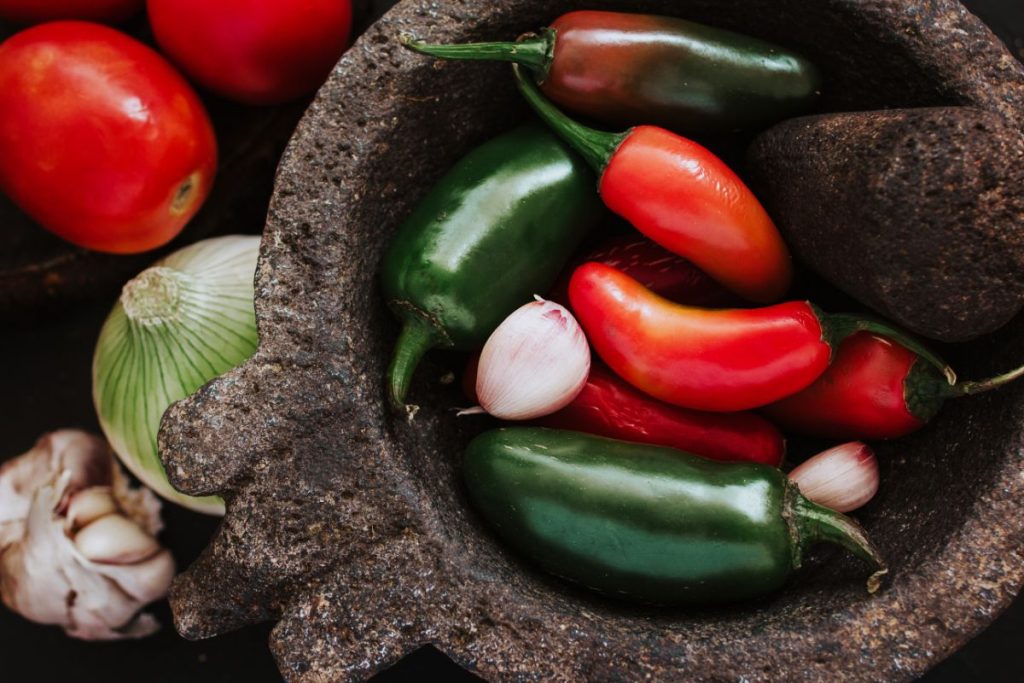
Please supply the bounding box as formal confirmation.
[159,1,1024,681]
[747,107,1024,342]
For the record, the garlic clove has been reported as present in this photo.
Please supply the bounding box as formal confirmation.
[92,548,175,604]
[65,487,119,532]
[789,442,880,513]
[73,514,161,565]
[474,297,591,421]
[1,431,113,526]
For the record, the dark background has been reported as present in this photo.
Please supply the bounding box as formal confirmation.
[2,1,1023,681]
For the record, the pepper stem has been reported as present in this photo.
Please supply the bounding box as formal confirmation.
[511,63,628,174]
[824,313,956,385]
[793,493,888,593]
[400,30,555,80]
[945,362,1024,397]
[387,317,440,410]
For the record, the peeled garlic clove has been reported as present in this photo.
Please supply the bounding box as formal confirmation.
[65,487,119,532]
[474,297,590,420]
[789,442,880,513]
[74,514,161,565]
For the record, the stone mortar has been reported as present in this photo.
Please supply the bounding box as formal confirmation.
[159,1,1024,680]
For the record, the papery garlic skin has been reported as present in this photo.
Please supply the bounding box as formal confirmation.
[474,298,590,420]
[0,431,174,641]
[789,442,880,513]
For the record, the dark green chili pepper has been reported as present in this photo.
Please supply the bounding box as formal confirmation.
[465,428,887,604]
[382,125,603,408]
[402,10,821,133]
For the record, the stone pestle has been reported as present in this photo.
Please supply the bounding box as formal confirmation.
[746,106,1024,342]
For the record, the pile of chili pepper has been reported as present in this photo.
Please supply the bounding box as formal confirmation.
[380,10,1024,606]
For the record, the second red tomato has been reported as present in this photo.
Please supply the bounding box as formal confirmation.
[0,0,142,24]
[147,0,353,105]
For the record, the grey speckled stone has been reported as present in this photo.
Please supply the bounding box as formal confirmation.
[158,0,1024,681]
[747,107,1024,342]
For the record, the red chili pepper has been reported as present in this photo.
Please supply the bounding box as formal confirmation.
[512,64,792,303]
[762,331,1024,439]
[547,234,740,309]
[462,358,783,466]
[568,262,954,413]
[538,365,784,466]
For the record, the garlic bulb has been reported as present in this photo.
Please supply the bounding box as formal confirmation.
[468,297,590,420]
[93,235,261,515]
[789,442,880,513]
[0,431,174,640]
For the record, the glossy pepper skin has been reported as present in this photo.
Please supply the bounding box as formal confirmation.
[465,428,886,604]
[569,263,953,413]
[403,10,820,133]
[762,332,1024,440]
[546,233,738,309]
[537,365,785,466]
[382,125,604,408]
[510,64,792,303]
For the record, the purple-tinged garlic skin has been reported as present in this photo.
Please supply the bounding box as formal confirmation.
[471,298,591,420]
[789,441,880,513]
[0,430,174,640]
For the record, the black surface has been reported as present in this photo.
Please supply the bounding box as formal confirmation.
[1,1,1022,682]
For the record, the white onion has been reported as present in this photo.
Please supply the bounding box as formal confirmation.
[92,235,260,515]
[469,297,590,420]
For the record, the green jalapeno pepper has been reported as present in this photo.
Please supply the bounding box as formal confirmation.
[382,125,604,409]
[465,427,887,604]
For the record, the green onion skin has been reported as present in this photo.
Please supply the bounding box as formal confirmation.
[92,235,260,515]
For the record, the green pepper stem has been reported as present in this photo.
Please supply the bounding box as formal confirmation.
[793,493,888,593]
[400,30,555,79]
[387,317,439,410]
[943,362,1024,397]
[511,63,627,174]
[824,312,956,385]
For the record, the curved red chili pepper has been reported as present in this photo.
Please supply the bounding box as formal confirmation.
[568,262,954,413]
[537,365,784,466]
[762,331,1024,439]
[462,357,783,466]
[512,64,792,303]
[547,234,740,309]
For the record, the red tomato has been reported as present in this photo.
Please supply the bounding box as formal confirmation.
[0,22,217,254]
[0,0,143,23]
[147,0,353,105]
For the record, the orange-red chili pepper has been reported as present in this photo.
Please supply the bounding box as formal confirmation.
[512,64,792,303]
[568,263,953,413]
[762,331,1024,439]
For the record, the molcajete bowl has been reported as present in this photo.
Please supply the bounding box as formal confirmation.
[159,0,1024,680]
